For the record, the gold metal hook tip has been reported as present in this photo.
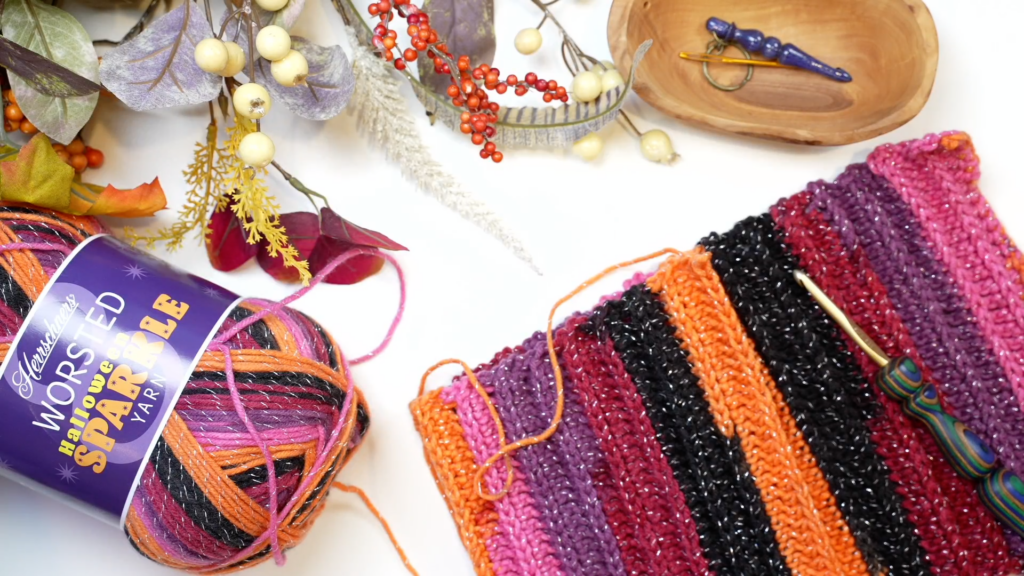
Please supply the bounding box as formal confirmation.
[793,270,891,367]
[678,51,788,67]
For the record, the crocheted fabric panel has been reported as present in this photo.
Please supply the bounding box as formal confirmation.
[410,132,1024,576]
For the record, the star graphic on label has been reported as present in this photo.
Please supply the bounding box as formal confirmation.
[203,286,221,297]
[0,457,9,469]
[56,463,79,484]
[124,263,147,279]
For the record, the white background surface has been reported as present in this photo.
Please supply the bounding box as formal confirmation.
[2,0,1023,574]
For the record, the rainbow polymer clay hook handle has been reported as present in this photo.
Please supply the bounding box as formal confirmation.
[706,17,853,83]
[795,270,1024,538]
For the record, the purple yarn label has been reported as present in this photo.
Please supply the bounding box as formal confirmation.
[0,235,240,527]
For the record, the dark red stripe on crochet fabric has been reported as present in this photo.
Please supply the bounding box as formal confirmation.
[558,315,709,576]
[588,285,790,576]
[701,214,930,576]
[773,190,1022,575]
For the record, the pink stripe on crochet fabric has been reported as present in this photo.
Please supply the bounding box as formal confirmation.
[869,132,1024,414]
[443,372,564,576]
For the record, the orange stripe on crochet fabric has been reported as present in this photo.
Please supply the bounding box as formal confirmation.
[648,247,868,576]
[410,389,498,576]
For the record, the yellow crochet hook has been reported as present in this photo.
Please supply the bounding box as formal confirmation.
[678,52,790,68]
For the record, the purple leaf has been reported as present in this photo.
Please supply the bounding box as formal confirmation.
[99,1,220,111]
[308,236,385,285]
[255,37,354,121]
[0,36,100,98]
[257,211,320,282]
[319,207,408,251]
[255,0,306,29]
[206,199,257,272]
[417,0,494,94]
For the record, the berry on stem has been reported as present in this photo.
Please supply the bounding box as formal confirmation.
[256,26,292,62]
[572,132,603,161]
[256,0,288,10]
[601,69,625,91]
[238,132,275,168]
[221,42,246,77]
[85,148,104,169]
[194,38,228,74]
[514,28,543,55]
[4,103,23,122]
[271,50,309,87]
[233,83,272,119]
[70,154,88,173]
[571,70,602,103]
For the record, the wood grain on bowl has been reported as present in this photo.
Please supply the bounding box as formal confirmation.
[608,0,938,145]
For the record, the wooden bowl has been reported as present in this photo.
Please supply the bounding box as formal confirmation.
[608,0,938,145]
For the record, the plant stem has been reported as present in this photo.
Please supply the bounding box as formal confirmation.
[93,0,161,46]
[271,161,331,209]
[203,0,215,35]
[217,8,244,40]
[529,0,641,138]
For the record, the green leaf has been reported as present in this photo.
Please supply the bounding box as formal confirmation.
[333,0,651,148]
[0,36,101,98]
[0,134,76,210]
[1,0,99,145]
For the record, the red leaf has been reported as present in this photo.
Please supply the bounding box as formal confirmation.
[205,198,256,272]
[319,207,407,251]
[257,211,320,282]
[308,236,385,285]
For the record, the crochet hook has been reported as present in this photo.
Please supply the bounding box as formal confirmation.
[794,269,1024,537]
[677,52,789,68]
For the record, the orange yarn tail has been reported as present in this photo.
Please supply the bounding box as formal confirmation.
[417,248,682,501]
[333,482,420,576]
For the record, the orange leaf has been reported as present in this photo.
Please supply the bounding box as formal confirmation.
[68,177,167,218]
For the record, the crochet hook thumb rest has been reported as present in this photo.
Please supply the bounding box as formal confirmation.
[794,269,1024,537]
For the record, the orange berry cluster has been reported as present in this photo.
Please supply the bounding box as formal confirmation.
[2,89,104,172]
[53,138,104,174]
[3,90,38,135]
[368,0,568,162]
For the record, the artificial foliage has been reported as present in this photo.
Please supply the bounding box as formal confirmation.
[0,0,676,279]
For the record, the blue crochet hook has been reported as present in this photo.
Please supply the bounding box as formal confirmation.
[795,269,1024,539]
[681,17,852,90]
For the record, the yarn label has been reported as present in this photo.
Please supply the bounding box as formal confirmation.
[0,235,240,527]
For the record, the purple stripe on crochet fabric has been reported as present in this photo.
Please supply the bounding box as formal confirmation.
[442,349,565,576]
[489,329,626,576]
[810,164,1024,485]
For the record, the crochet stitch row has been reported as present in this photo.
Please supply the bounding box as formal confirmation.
[410,132,1024,575]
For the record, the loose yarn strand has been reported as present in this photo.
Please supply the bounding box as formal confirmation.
[417,248,681,500]
[0,206,408,572]
[206,248,406,566]
[332,482,421,575]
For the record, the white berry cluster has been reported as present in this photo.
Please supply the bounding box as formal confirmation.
[510,26,677,164]
[194,23,310,169]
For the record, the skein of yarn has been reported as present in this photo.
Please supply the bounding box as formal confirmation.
[0,203,402,572]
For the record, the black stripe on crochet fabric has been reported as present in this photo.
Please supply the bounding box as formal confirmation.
[230,455,306,489]
[586,286,790,576]
[700,214,930,576]
[227,306,280,350]
[150,437,256,550]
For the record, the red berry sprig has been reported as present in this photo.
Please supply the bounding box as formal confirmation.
[367,0,569,162]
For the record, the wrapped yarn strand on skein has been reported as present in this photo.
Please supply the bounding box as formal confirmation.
[0,203,406,572]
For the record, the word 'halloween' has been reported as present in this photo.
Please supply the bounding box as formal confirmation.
[29,293,190,474]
